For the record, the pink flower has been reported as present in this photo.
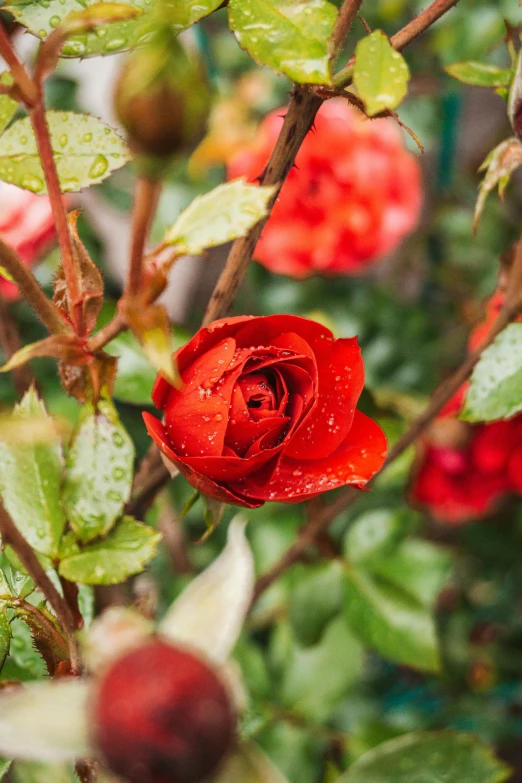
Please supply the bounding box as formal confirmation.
[0,182,55,300]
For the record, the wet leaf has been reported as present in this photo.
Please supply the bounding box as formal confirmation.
[343,565,440,672]
[462,323,522,422]
[58,516,161,585]
[5,0,153,58]
[170,0,225,34]
[0,388,66,558]
[0,112,130,194]
[0,73,17,136]
[0,680,90,761]
[0,335,90,373]
[343,508,411,566]
[353,30,410,116]
[35,3,143,81]
[445,61,512,88]
[62,398,135,543]
[160,516,255,666]
[164,178,275,256]
[228,0,337,85]
[338,731,510,783]
[474,138,522,231]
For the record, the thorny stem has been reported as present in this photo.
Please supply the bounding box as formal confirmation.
[253,238,522,600]
[0,291,33,397]
[0,21,37,105]
[127,177,162,296]
[334,0,460,87]
[30,102,82,332]
[0,503,82,672]
[0,237,66,334]
[329,0,365,63]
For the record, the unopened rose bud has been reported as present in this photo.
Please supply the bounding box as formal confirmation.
[92,640,236,783]
[115,33,211,159]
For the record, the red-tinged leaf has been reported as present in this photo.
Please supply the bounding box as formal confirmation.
[124,302,181,388]
[0,335,91,372]
[474,137,522,231]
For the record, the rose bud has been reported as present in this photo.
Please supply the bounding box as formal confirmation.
[143,315,387,507]
[92,640,236,783]
[114,33,211,159]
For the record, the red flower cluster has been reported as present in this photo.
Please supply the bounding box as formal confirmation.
[411,293,522,524]
[144,314,386,508]
[227,100,422,278]
[0,182,55,300]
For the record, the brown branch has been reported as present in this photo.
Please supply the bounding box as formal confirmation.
[253,238,522,600]
[30,102,81,332]
[330,0,364,62]
[203,86,322,326]
[87,313,125,352]
[0,20,37,105]
[0,503,81,671]
[127,177,162,296]
[0,237,66,334]
[0,291,33,396]
[334,0,460,87]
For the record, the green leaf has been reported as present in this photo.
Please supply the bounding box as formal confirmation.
[288,561,344,647]
[0,73,17,136]
[0,388,66,558]
[353,30,410,116]
[227,0,337,86]
[169,0,224,34]
[446,61,513,88]
[104,330,157,405]
[473,138,522,231]
[339,731,510,783]
[463,323,522,422]
[12,762,77,783]
[164,179,276,255]
[5,0,153,58]
[370,539,453,608]
[343,566,440,672]
[0,759,11,782]
[0,604,11,672]
[215,742,291,783]
[281,616,363,721]
[58,516,161,584]
[343,509,411,566]
[0,111,130,194]
[62,398,135,544]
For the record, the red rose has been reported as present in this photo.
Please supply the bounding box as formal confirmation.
[0,182,55,300]
[92,640,235,783]
[143,315,386,508]
[227,100,422,278]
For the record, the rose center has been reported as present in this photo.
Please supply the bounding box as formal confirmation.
[237,372,278,421]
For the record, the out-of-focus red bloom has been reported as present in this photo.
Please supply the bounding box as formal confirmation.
[227,100,422,278]
[0,182,55,300]
[411,292,522,524]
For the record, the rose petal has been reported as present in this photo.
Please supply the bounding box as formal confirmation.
[232,411,386,502]
[143,413,261,507]
[286,337,364,460]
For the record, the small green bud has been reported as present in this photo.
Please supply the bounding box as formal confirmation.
[114,32,211,159]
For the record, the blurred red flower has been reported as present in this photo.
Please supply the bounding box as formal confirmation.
[0,182,55,300]
[227,100,422,278]
[144,314,386,508]
[411,292,522,524]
